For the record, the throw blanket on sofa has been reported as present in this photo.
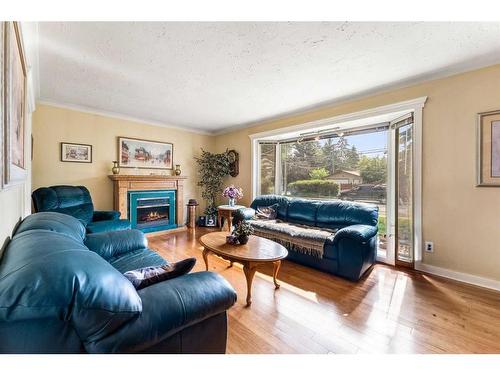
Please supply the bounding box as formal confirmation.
[247,219,336,258]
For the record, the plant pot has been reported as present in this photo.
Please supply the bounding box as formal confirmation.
[238,235,249,245]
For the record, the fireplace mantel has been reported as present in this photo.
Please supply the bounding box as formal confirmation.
[108,174,187,232]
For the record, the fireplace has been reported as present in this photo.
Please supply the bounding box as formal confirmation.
[128,190,176,233]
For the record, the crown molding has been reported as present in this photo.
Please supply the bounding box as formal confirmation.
[36,99,214,136]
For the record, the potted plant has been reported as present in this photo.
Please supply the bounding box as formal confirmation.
[232,220,254,245]
[195,149,232,221]
[222,185,243,206]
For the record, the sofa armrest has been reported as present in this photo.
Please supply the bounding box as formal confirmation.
[93,210,121,222]
[84,271,237,353]
[237,207,256,220]
[333,224,378,281]
[333,224,378,245]
[84,229,148,260]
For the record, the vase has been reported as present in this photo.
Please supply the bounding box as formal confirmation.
[238,235,249,245]
[174,164,181,176]
[111,161,120,175]
[228,198,236,207]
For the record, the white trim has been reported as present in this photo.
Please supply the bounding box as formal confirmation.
[249,96,427,140]
[36,99,213,136]
[415,261,500,292]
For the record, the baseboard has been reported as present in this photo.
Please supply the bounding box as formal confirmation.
[145,225,187,237]
[415,261,500,292]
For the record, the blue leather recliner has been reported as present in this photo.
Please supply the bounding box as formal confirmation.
[238,195,379,281]
[0,212,237,353]
[32,185,130,233]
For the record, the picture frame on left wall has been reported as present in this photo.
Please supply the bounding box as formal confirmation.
[2,21,28,187]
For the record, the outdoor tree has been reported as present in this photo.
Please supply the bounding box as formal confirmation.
[309,167,329,180]
[358,156,387,184]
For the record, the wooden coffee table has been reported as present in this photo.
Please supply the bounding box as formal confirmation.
[199,232,288,306]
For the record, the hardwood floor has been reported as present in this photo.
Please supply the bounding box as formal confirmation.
[149,228,500,354]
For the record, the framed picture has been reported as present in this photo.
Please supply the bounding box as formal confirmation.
[2,21,27,186]
[61,142,92,163]
[118,137,173,170]
[477,109,500,186]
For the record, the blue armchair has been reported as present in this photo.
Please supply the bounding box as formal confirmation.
[32,185,130,233]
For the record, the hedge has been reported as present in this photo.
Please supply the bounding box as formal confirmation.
[287,179,339,197]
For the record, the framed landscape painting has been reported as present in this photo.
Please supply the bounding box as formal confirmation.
[118,137,173,170]
[61,142,92,163]
[477,109,500,186]
[2,21,27,186]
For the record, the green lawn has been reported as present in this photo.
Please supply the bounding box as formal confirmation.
[377,215,411,236]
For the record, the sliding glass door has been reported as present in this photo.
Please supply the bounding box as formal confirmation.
[392,114,414,265]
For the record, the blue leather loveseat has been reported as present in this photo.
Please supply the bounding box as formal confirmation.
[238,195,379,281]
[0,212,237,353]
[32,185,131,233]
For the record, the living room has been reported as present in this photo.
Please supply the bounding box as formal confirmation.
[2,0,500,372]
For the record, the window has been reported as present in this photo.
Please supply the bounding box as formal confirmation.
[257,126,389,256]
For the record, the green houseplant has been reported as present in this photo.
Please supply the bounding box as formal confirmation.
[195,149,232,216]
[232,220,254,245]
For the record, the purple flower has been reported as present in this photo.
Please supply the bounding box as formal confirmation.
[222,185,243,199]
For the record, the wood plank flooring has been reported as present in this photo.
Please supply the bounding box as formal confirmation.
[148,228,500,354]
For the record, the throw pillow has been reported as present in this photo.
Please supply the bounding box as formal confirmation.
[256,203,279,220]
[123,258,196,290]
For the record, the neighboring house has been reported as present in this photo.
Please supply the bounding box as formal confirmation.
[327,170,362,190]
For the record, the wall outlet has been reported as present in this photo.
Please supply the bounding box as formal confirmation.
[425,241,434,253]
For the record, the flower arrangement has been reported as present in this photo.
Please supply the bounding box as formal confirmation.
[222,185,243,206]
[222,185,243,199]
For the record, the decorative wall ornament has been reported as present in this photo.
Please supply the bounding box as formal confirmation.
[118,136,173,170]
[477,109,500,186]
[228,149,239,177]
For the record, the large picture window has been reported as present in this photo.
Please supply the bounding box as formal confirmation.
[257,126,389,256]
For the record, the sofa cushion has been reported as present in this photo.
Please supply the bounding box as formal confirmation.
[109,248,168,273]
[84,229,148,260]
[0,230,142,343]
[286,198,320,225]
[250,195,289,220]
[316,200,378,229]
[86,219,131,233]
[14,212,86,242]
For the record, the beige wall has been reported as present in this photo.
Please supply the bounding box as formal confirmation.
[215,64,500,282]
[32,104,215,221]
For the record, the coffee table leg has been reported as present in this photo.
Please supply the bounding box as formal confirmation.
[243,262,257,307]
[202,248,210,271]
[218,214,223,231]
[273,260,282,289]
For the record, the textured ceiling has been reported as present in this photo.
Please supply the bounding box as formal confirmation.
[38,22,500,133]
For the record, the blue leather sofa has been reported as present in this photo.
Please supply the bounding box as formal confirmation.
[238,195,379,281]
[0,212,237,353]
[32,185,131,233]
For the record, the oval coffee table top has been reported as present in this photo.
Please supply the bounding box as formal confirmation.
[199,232,288,262]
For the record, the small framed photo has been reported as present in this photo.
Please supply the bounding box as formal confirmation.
[61,142,92,163]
